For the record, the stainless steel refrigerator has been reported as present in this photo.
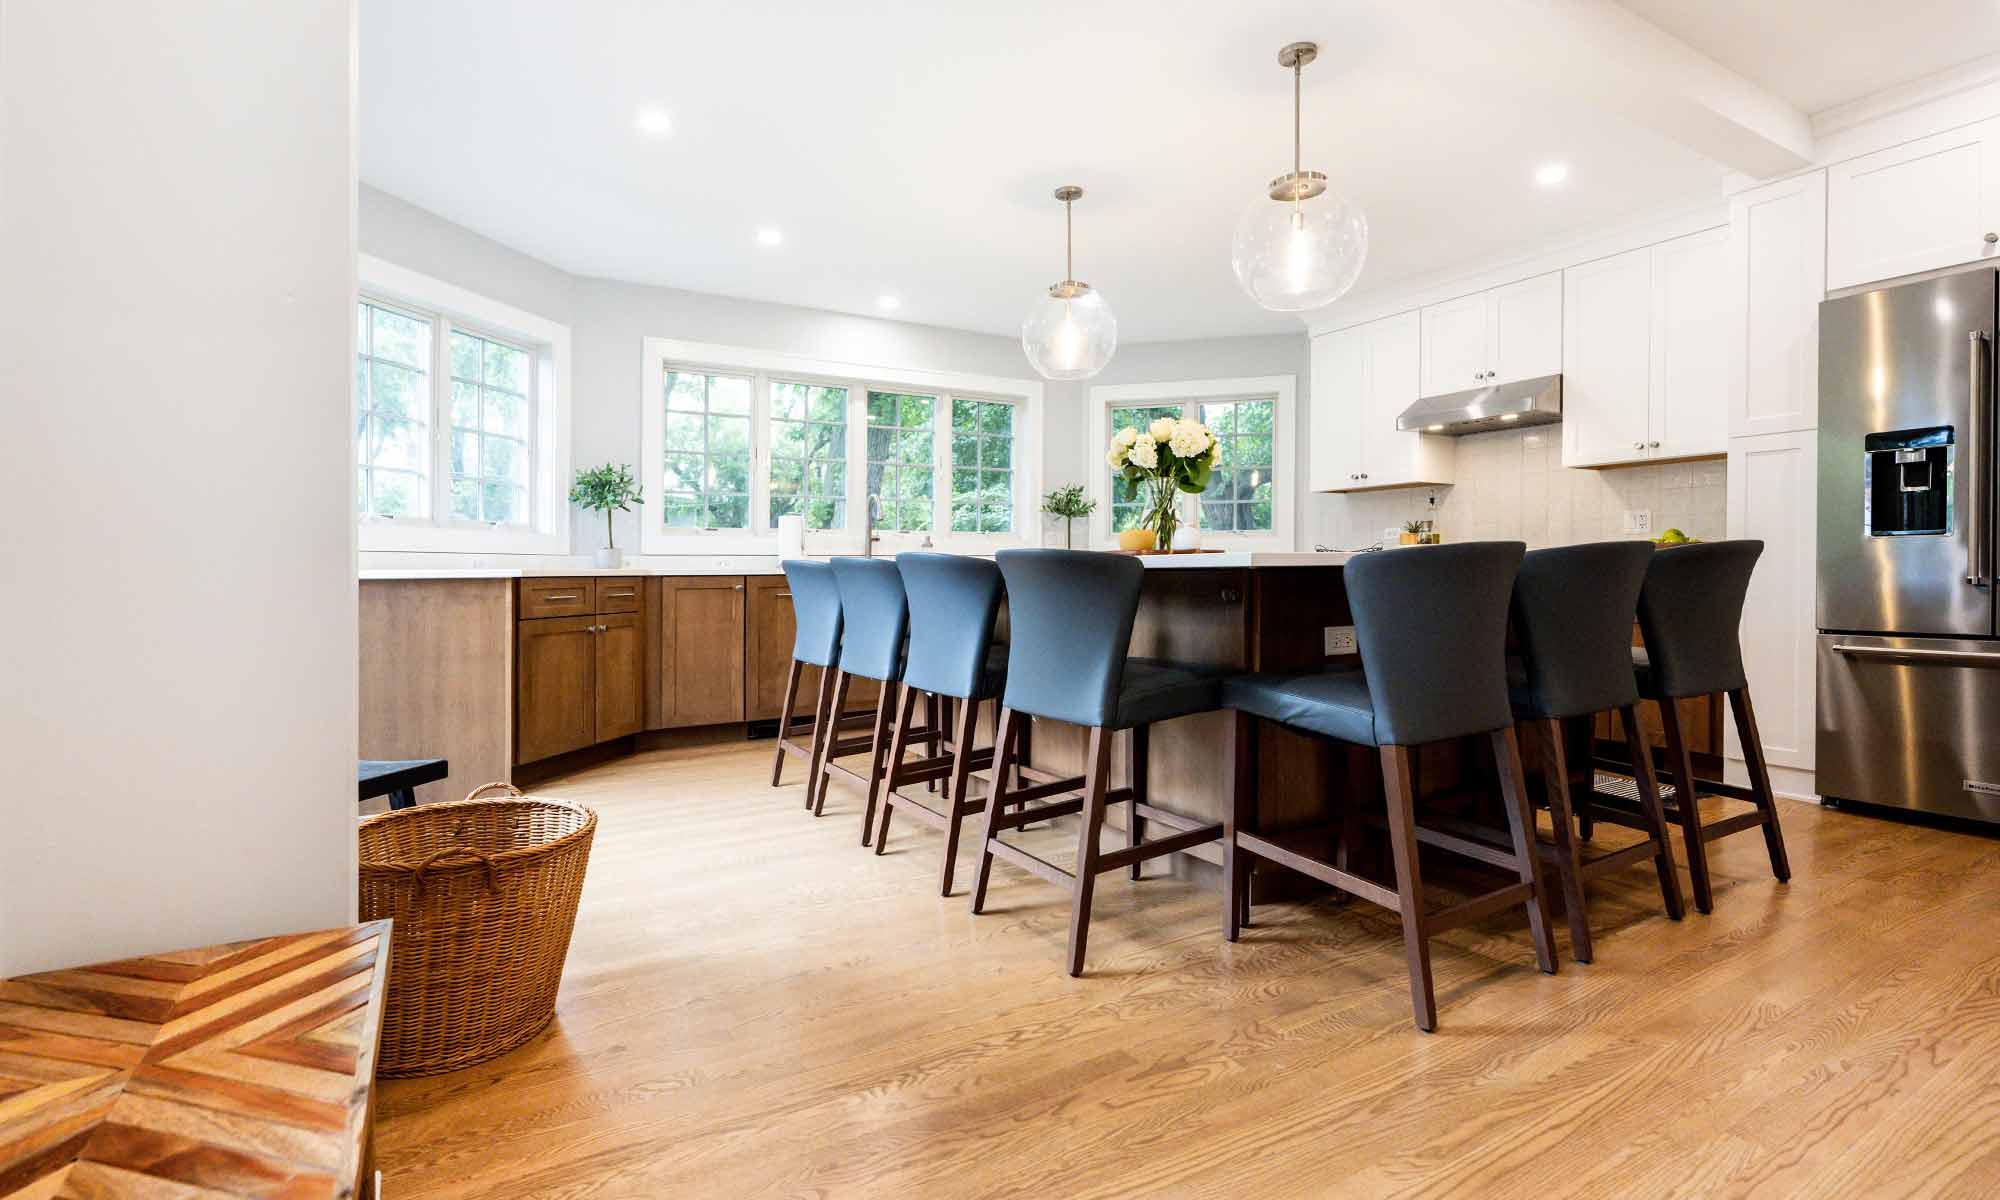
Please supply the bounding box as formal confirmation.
[1818,269,2000,827]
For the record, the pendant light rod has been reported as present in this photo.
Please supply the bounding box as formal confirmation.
[1050,185,1087,299]
[1269,43,1326,205]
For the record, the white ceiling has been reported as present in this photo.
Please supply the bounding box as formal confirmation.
[359,1,2000,344]
[1618,0,2000,115]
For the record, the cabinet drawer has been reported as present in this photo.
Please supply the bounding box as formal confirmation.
[595,580,642,614]
[520,578,595,619]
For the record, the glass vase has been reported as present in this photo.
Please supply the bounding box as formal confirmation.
[1143,475,1180,553]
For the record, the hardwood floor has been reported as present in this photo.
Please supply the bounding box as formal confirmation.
[375,738,2000,1199]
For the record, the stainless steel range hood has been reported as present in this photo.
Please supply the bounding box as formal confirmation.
[1396,374,1562,436]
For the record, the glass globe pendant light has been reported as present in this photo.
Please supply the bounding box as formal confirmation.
[1231,42,1367,313]
[1022,185,1117,380]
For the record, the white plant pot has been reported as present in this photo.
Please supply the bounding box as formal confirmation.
[594,546,623,569]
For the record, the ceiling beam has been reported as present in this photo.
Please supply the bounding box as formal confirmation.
[1383,0,1813,179]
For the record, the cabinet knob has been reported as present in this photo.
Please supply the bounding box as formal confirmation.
[1986,232,1997,244]
[1648,441,1660,449]
[734,583,745,591]
[1633,442,1645,450]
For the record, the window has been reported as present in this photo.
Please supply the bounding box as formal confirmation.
[1088,376,1295,550]
[950,399,1015,533]
[355,256,571,555]
[640,338,1043,555]
[867,391,934,532]
[769,381,849,530]
[447,329,532,525]
[1198,398,1275,533]
[662,370,753,530]
[356,301,433,520]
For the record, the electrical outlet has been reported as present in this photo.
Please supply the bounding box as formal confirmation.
[1623,509,1652,535]
[1324,625,1358,655]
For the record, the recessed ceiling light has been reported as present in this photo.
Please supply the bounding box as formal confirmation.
[876,295,901,312]
[634,108,673,137]
[756,227,783,247]
[1499,412,1522,422]
[1425,424,1445,432]
[1535,161,1569,187]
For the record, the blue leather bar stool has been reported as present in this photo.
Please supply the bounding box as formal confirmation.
[1222,541,1557,1032]
[815,558,944,844]
[969,550,1227,977]
[1623,540,1790,913]
[1510,542,1684,964]
[771,560,845,791]
[873,552,1009,894]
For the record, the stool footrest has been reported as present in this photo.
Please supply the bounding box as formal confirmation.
[1426,881,1537,935]
[1412,821,1525,873]
[994,775,1088,806]
[1234,831,1399,911]
[1096,823,1223,875]
[1577,839,1663,881]
[987,838,1074,886]
[992,796,1085,830]
[1131,802,1205,833]
[1699,809,1769,842]
[884,789,981,829]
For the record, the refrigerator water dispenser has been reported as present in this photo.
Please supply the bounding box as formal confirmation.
[1864,426,1954,537]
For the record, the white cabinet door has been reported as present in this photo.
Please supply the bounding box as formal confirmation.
[1729,171,1825,438]
[1359,311,1452,487]
[1308,327,1363,492]
[1489,272,1563,385]
[1726,430,1818,782]
[1420,293,1488,397]
[1562,247,1654,467]
[1826,119,2000,291]
[1650,228,1729,459]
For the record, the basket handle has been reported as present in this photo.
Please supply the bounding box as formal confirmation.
[461,781,524,803]
[409,846,499,897]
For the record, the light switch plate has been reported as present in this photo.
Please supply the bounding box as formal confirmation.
[1324,625,1358,655]
[1623,510,1652,534]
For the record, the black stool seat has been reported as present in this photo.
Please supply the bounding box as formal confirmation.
[1224,669,1374,744]
[1115,659,1223,728]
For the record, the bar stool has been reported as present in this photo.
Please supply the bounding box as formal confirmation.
[872,552,1008,894]
[771,560,847,791]
[1221,541,1557,1033]
[813,558,944,844]
[1510,542,1684,964]
[1617,540,1790,914]
[968,550,1227,977]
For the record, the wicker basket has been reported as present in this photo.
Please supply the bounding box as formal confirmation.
[358,782,597,1077]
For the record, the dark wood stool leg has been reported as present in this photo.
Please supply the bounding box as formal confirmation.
[937,696,955,801]
[1728,687,1792,883]
[1066,726,1114,977]
[969,708,1020,915]
[1224,711,1256,942]
[1127,724,1149,881]
[1572,715,1595,842]
[1536,718,1593,964]
[388,787,416,811]
[771,657,803,787]
[1015,711,1032,789]
[1657,697,1714,913]
[808,668,845,815]
[859,682,898,845]
[873,684,920,856]
[1621,703,1685,920]
[936,695,981,896]
[1494,726,1559,974]
[1380,745,1437,1032]
[923,693,939,794]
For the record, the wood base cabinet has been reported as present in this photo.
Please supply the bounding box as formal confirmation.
[658,577,747,728]
[745,574,880,722]
[516,578,650,765]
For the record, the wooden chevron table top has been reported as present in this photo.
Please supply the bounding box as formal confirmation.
[0,921,390,1199]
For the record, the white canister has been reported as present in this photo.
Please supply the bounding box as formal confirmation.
[777,513,806,560]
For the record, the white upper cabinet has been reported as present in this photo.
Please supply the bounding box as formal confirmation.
[1562,247,1654,466]
[1729,170,1825,438]
[1419,272,1562,397]
[1311,311,1454,493]
[1562,229,1729,468]
[1826,119,2000,292]
[1650,227,1730,458]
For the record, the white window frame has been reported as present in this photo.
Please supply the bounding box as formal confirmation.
[356,255,571,555]
[1087,375,1296,551]
[639,337,1044,556]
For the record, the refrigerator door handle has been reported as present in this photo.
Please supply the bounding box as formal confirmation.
[1833,643,2000,668]
[1969,329,1992,587]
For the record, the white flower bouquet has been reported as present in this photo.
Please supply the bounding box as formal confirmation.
[1106,416,1217,550]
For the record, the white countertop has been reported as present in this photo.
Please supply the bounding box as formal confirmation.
[358,549,1358,582]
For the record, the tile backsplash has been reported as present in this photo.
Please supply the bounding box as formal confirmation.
[1324,426,1726,550]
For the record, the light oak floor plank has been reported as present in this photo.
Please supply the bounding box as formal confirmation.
[373,739,2000,1199]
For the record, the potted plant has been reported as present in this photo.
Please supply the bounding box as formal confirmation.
[1400,520,1424,546]
[570,463,643,568]
[1040,483,1097,549]
[1106,417,1216,552]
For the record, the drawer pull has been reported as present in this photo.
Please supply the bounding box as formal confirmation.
[774,591,792,599]
[540,592,581,602]
[605,590,636,599]
[1834,643,2000,668]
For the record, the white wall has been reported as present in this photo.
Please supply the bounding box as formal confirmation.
[0,1,359,974]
